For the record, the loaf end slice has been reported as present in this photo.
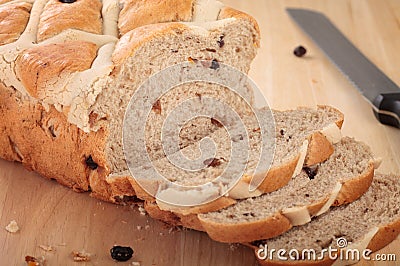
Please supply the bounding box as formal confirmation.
[249,174,400,266]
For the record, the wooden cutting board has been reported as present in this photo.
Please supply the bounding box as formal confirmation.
[1,0,399,265]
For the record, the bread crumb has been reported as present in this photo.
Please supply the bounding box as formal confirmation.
[39,245,54,252]
[5,220,19,233]
[131,262,141,266]
[229,244,239,251]
[144,225,150,230]
[121,220,128,224]
[25,255,45,266]
[138,206,146,216]
[136,226,142,230]
[72,250,91,262]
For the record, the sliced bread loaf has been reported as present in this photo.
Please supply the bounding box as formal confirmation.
[249,174,400,266]
[197,137,377,243]
[0,0,260,202]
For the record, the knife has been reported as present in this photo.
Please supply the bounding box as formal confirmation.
[287,8,400,128]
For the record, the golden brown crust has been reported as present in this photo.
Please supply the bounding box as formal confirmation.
[144,200,183,227]
[177,213,204,231]
[15,41,97,98]
[0,2,32,45]
[218,6,260,47]
[199,213,292,243]
[118,0,194,36]
[37,0,102,42]
[304,132,334,166]
[256,155,299,193]
[367,219,400,252]
[106,175,137,202]
[0,0,11,5]
[0,84,112,197]
[333,163,374,206]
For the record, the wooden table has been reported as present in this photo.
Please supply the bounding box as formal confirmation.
[1,0,399,265]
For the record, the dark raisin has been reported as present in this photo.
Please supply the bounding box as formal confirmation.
[217,35,225,47]
[305,193,310,197]
[152,99,162,114]
[85,155,98,170]
[59,0,76,3]
[293,45,307,57]
[210,59,220,70]
[203,158,222,167]
[206,48,217,52]
[171,49,178,53]
[25,256,38,263]
[211,118,223,128]
[280,129,285,136]
[303,166,318,180]
[110,246,134,262]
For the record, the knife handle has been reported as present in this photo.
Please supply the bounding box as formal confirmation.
[373,93,400,128]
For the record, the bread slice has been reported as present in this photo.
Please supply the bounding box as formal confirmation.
[0,0,260,202]
[197,137,377,243]
[248,174,400,266]
[133,106,343,215]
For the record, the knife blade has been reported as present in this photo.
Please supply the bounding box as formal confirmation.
[287,8,400,128]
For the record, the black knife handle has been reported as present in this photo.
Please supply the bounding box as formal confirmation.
[373,93,400,128]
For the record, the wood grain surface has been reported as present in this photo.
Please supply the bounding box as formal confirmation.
[1,0,399,265]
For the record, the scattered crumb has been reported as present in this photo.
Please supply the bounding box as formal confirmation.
[121,220,128,224]
[144,225,150,230]
[168,226,182,234]
[25,255,45,266]
[72,251,91,262]
[159,232,164,236]
[229,244,239,251]
[5,220,19,233]
[136,226,142,230]
[138,206,146,216]
[131,262,141,266]
[39,245,54,252]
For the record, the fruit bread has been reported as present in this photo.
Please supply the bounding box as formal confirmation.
[0,0,261,202]
[248,174,400,265]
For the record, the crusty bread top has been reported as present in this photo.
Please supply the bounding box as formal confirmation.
[0,0,260,133]
[37,0,102,42]
[15,41,98,98]
[0,1,32,45]
[118,0,194,36]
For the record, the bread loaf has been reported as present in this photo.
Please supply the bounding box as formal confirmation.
[0,0,260,202]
